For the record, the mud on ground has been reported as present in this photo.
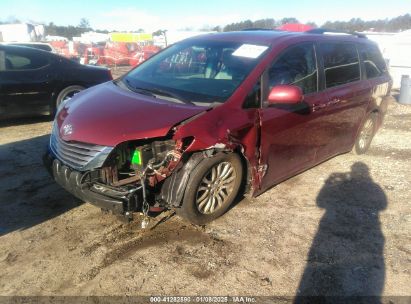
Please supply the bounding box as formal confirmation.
[0,97,410,297]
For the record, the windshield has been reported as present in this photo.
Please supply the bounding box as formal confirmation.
[122,40,269,105]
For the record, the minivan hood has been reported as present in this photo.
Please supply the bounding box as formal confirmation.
[56,81,207,146]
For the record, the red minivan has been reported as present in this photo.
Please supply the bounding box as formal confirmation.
[44,30,392,225]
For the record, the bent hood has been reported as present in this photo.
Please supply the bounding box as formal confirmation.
[56,82,207,146]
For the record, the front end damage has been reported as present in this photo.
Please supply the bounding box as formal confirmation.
[44,131,254,225]
[44,129,195,220]
[44,104,260,225]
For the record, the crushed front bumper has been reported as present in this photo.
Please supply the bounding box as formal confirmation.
[43,153,127,215]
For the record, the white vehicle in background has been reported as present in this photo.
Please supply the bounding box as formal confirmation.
[0,23,44,42]
[364,30,411,89]
[0,23,53,52]
[383,30,411,89]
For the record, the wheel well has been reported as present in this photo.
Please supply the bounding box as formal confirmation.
[159,148,251,208]
[232,149,253,196]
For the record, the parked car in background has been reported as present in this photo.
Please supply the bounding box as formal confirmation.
[0,44,112,118]
[44,30,392,225]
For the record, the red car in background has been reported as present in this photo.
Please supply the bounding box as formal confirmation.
[277,23,314,32]
[44,30,392,225]
[50,40,161,67]
[103,41,139,66]
[129,45,162,67]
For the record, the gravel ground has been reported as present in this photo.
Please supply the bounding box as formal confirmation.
[0,89,410,299]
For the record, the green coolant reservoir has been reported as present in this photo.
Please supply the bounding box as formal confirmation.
[130,146,153,170]
[131,149,142,166]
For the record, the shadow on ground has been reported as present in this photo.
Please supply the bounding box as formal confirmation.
[0,114,51,128]
[295,162,386,302]
[0,134,81,236]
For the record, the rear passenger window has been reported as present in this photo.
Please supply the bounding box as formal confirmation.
[5,51,49,70]
[360,44,387,79]
[268,43,318,94]
[321,43,360,88]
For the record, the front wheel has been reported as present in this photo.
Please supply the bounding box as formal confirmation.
[353,113,377,155]
[177,152,243,225]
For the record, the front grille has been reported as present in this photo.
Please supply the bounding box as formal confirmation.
[50,124,113,171]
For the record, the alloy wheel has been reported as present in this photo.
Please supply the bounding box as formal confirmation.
[195,161,237,214]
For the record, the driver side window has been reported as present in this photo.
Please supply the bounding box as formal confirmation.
[268,43,318,95]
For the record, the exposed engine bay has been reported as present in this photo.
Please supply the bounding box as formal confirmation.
[82,138,186,221]
[100,139,179,186]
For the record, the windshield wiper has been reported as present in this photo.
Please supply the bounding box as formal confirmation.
[122,78,195,105]
[138,87,195,105]
[122,79,156,98]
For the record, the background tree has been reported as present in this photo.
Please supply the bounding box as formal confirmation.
[153,29,168,46]
[212,25,222,32]
[306,21,318,28]
[280,17,299,25]
[78,18,90,29]
[253,18,278,29]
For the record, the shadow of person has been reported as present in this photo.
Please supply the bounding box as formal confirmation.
[295,162,387,302]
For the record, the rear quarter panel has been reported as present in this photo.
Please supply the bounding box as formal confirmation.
[50,58,112,101]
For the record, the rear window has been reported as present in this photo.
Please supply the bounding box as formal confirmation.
[4,50,49,70]
[359,44,387,79]
[321,43,360,88]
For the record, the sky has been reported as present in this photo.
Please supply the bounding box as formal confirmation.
[1,0,410,32]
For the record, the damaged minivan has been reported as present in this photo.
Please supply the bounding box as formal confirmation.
[44,30,392,225]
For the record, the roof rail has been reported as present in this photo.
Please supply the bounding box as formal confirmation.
[241,28,277,31]
[305,28,367,39]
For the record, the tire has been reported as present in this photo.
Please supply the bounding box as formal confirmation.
[177,152,243,225]
[51,85,84,116]
[353,113,377,155]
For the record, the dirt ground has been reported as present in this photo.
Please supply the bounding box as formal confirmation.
[0,81,410,298]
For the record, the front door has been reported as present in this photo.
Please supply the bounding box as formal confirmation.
[258,42,328,193]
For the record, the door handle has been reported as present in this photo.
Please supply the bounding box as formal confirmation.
[312,103,326,112]
[329,98,341,105]
[312,98,342,112]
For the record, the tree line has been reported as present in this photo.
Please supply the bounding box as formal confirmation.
[2,14,411,40]
[219,17,316,32]
[322,14,411,32]
[45,18,112,39]
[219,14,411,32]
[0,18,109,39]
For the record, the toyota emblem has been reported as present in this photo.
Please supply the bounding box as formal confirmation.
[62,124,73,136]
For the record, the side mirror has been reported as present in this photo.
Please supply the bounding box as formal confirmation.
[267,85,303,105]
